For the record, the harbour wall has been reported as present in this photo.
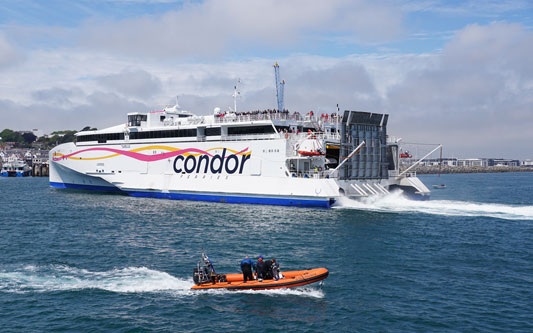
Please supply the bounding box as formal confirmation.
[408,165,533,175]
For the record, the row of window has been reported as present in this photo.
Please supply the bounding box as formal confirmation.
[77,133,125,143]
[76,125,275,143]
[228,125,275,135]
[205,127,221,136]
[130,129,197,140]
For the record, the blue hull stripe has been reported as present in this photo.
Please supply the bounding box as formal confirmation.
[127,190,332,208]
[49,182,332,208]
[50,181,123,192]
[1,172,29,177]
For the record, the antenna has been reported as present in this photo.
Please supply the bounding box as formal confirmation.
[232,79,241,113]
[274,62,285,111]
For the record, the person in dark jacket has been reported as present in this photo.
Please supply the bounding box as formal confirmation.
[263,259,273,279]
[255,256,265,282]
[240,256,254,283]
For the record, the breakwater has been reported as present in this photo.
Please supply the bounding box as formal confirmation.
[409,165,533,174]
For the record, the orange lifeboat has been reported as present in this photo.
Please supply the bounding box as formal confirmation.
[400,151,412,158]
[191,267,329,290]
[298,150,324,156]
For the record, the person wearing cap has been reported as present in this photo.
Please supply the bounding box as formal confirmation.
[255,256,265,282]
[240,256,254,283]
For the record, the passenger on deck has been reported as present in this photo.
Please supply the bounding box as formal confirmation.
[255,256,265,282]
[240,256,254,283]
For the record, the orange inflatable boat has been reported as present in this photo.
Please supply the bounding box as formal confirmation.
[191,267,329,290]
[191,253,328,291]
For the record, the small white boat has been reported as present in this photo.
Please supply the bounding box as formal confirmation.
[1,159,31,177]
[432,184,446,189]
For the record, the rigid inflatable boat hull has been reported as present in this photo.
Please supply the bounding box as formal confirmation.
[191,268,328,290]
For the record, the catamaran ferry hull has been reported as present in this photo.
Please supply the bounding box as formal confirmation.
[49,139,341,208]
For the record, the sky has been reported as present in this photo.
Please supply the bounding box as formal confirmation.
[0,0,532,159]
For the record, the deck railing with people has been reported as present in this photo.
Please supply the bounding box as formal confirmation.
[213,110,342,124]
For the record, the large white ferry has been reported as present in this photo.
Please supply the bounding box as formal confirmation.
[49,103,431,208]
[50,67,432,208]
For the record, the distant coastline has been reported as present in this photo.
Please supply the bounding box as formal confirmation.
[409,166,533,174]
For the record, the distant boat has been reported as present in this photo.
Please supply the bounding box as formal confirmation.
[432,184,446,189]
[1,159,31,177]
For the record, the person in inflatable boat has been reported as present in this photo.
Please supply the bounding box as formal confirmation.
[255,256,265,282]
[240,256,254,283]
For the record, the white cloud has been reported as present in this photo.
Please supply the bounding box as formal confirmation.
[0,31,22,69]
[384,22,533,158]
[78,0,404,57]
[96,70,162,99]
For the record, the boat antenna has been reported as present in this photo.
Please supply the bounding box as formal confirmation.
[273,62,285,111]
[232,79,240,113]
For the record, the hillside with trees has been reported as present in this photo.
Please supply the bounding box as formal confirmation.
[1,126,96,149]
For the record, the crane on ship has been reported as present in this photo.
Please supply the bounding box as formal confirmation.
[274,62,285,111]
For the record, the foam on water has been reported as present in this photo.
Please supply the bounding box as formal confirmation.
[0,265,324,298]
[333,191,533,221]
[201,285,325,298]
[0,265,193,294]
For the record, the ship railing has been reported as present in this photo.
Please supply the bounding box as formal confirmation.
[214,114,275,123]
[219,133,279,141]
[213,112,343,124]
[212,132,339,142]
[288,170,333,179]
[281,132,340,141]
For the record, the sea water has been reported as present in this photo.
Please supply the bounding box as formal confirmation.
[0,173,532,331]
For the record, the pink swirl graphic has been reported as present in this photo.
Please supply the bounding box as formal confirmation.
[53,147,249,162]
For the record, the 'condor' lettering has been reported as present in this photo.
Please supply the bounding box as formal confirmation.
[173,148,251,175]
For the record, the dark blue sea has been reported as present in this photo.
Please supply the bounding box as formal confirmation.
[1,173,532,332]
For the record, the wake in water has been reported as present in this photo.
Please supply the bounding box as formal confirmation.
[0,265,190,294]
[0,265,324,298]
[333,191,533,221]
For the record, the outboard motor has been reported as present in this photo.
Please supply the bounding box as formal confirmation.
[192,252,227,285]
[193,263,210,285]
[193,252,216,285]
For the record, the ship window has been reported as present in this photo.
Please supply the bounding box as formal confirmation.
[130,128,197,140]
[228,125,275,135]
[206,127,221,136]
[128,114,147,127]
[77,133,125,143]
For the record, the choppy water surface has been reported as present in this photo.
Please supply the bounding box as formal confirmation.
[1,173,532,332]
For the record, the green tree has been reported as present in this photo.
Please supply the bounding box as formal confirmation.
[0,129,23,143]
[22,132,37,144]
